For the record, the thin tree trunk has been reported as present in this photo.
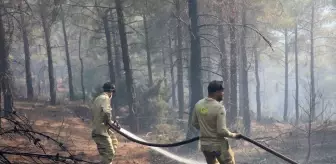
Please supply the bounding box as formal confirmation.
[321,99,324,121]
[175,0,184,122]
[203,48,211,95]
[111,13,122,78]
[254,47,261,122]
[229,0,237,125]
[187,0,203,141]
[305,108,312,163]
[103,10,117,119]
[162,46,167,87]
[19,3,34,100]
[0,4,13,116]
[169,34,177,108]
[61,5,74,101]
[310,1,316,120]
[0,85,2,116]
[103,11,116,84]
[239,47,244,117]
[207,48,211,82]
[111,11,121,117]
[217,8,230,110]
[143,12,153,86]
[240,5,250,136]
[115,0,137,132]
[40,3,56,105]
[295,23,299,125]
[0,84,2,123]
[284,29,288,122]
[78,31,85,102]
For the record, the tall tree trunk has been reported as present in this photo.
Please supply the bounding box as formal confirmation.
[103,11,116,84]
[19,3,34,100]
[0,84,1,121]
[0,6,13,116]
[295,23,299,125]
[254,47,261,122]
[239,48,244,117]
[40,3,56,105]
[103,10,117,119]
[115,0,137,132]
[111,13,122,78]
[229,0,237,125]
[207,48,211,82]
[143,13,153,86]
[169,34,177,108]
[187,0,203,141]
[61,5,74,101]
[175,0,184,122]
[283,28,289,122]
[78,31,85,102]
[310,1,316,120]
[162,46,167,87]
[203,48,211,95]
[217,8,230,110]
[111,11,121,117]
[240,5,250,136]
[0,85,2,116]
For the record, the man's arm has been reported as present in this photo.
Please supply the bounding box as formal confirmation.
[100,96,113,123]
[216,105,235,138]
[191,106,200,130]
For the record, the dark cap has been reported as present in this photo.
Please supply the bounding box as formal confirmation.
[102,82,116,92]
[208,80,224,93]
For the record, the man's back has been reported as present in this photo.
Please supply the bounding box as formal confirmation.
[194,98,222,142]
[192,80,238,164]
[91,93,111,136]
[192,97,234,151]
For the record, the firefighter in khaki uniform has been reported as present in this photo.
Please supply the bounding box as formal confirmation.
[192,80,242,164]
[91,82,118,164]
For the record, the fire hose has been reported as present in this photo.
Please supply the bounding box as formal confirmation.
[108,121,299,164]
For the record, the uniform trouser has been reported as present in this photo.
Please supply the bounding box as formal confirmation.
[92,130,118,164]
[201,141,235,164]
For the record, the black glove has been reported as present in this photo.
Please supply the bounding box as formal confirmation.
[110,120,121,130]
[234,133,242,139]
[231,131,242,139]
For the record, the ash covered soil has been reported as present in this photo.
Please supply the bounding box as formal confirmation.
[2,100,336,164]
[1,101,150,164]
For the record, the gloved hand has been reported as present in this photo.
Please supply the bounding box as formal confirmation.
[111,120,121,129]
[232,133,242,139]
[107,120,121,130]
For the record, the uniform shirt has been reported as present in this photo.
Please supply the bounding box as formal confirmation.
[191,97,234,151]
[91,92,113,136]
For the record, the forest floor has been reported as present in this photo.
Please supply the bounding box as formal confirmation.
[1,100,336,164]
[1,100,150,164]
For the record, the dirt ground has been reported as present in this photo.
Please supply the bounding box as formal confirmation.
[2,100,336,164]
[1,101,150,164]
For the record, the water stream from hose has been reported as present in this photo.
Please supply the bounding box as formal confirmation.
[120,128,206,164]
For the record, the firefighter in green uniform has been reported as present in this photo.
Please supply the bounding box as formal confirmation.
[91,82,119,164]
[192,80,242,164]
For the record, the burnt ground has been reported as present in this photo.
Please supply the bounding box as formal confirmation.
[2,100,336,164]
[1,101,149,164]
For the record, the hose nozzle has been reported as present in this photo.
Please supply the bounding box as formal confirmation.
[108,120,121,130]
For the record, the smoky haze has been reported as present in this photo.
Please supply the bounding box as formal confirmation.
[0,0,336,163]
